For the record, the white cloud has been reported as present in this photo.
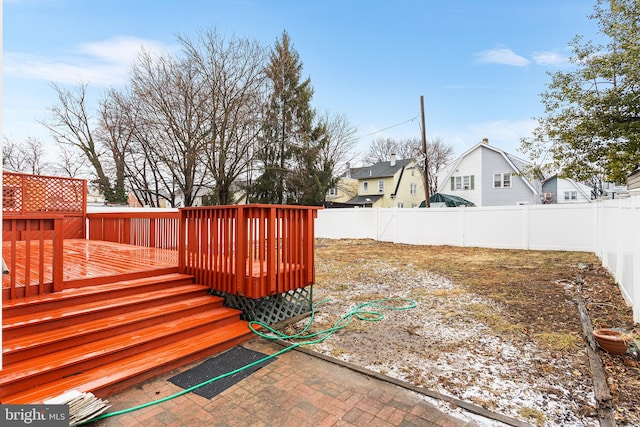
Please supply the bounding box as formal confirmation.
[76,36,171,65]
[532,51,569,67]
[474,48,529,67]
[3,37,175,86]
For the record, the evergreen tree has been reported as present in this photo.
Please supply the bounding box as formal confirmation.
[288,124,335,205]
[250,31,327,204]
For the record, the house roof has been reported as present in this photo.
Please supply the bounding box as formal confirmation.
[345,194,383,205]
[347,158,414,180]
[440,142,538,195]
[542,174,592,201]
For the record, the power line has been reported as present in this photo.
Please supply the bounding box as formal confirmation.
[356,116,419,141]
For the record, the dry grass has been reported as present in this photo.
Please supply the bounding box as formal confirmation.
[311,238,640,426]
[518,407,546,427]
[533,331,581,352]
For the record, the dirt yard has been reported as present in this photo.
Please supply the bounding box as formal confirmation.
[286,239,640,426]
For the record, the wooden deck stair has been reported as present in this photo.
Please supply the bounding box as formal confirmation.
[1,272,254,404]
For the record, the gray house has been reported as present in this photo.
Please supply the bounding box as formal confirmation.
[541,175,593,204]
[436,139,541,207]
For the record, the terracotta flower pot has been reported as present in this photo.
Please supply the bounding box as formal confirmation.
[593,328,630,355]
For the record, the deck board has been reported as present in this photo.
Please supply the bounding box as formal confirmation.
[2,239,179,292]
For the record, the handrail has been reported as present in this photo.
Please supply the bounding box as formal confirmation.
[2,214,65,299]
[86,211,180,249]
[179,205,320,299]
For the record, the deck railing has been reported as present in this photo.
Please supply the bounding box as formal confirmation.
[2,214,65,299]
[179,205,320,299]
[87,211,180,249]
[4,204,318,300]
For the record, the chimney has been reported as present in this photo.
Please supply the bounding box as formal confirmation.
[482,138,489,144]
[345,162,351,178]
[390,153,397,167]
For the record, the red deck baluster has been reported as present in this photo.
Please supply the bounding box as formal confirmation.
[52,217,64,292]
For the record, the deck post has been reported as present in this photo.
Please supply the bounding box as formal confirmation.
[81,179,87,238]
[178,209,186,274]
[8,224,18,300]
[235,206,246,296]
[52,217,64,292]
[304,209,316,284]
[24,220,33,297]
[267,207,277,295]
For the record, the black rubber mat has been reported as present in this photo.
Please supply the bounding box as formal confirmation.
[167,346,275,399]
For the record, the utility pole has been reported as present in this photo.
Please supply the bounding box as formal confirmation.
[421,96,430,207]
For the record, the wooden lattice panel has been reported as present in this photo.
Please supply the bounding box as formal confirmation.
[213,286,313,324]
[2,173,23,214]
[2,172,85,215]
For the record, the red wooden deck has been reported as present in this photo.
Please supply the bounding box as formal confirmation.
[2,239,179,298]
[2,238,308,300]
[1,173,320,403]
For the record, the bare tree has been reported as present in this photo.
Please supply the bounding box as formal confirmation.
[180,30,268,205]
[317,111,358,177]
[415,137,455,196]
[95,85,172,208]
[42,83,127,203]
[52,145,91,178]
[362,136,454,197]
[128,49,211,207]
[2,137,52,175]
[362,137,419,165]
[97,88,138,203]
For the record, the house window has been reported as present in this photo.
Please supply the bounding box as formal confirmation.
[378,180,384,193]
[493,173,512,188]
[564,191,577,201]
[363,181,369,192]
[410,183,417,195]
[328,187,337,196]
[397,202,404,208]
[450,175,474,191]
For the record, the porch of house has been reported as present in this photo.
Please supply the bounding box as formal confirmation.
[1,172,319,404]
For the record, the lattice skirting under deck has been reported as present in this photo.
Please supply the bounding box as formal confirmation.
[210,286,313,325]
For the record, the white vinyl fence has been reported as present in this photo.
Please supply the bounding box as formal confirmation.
[316,196,640,323]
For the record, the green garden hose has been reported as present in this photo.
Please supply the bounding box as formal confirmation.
[75,297,416,426]
[249,297,417,345]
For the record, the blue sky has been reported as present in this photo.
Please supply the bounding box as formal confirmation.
[2,0,600,164]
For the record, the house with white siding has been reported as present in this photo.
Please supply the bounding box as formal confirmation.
[436,139,541,207]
